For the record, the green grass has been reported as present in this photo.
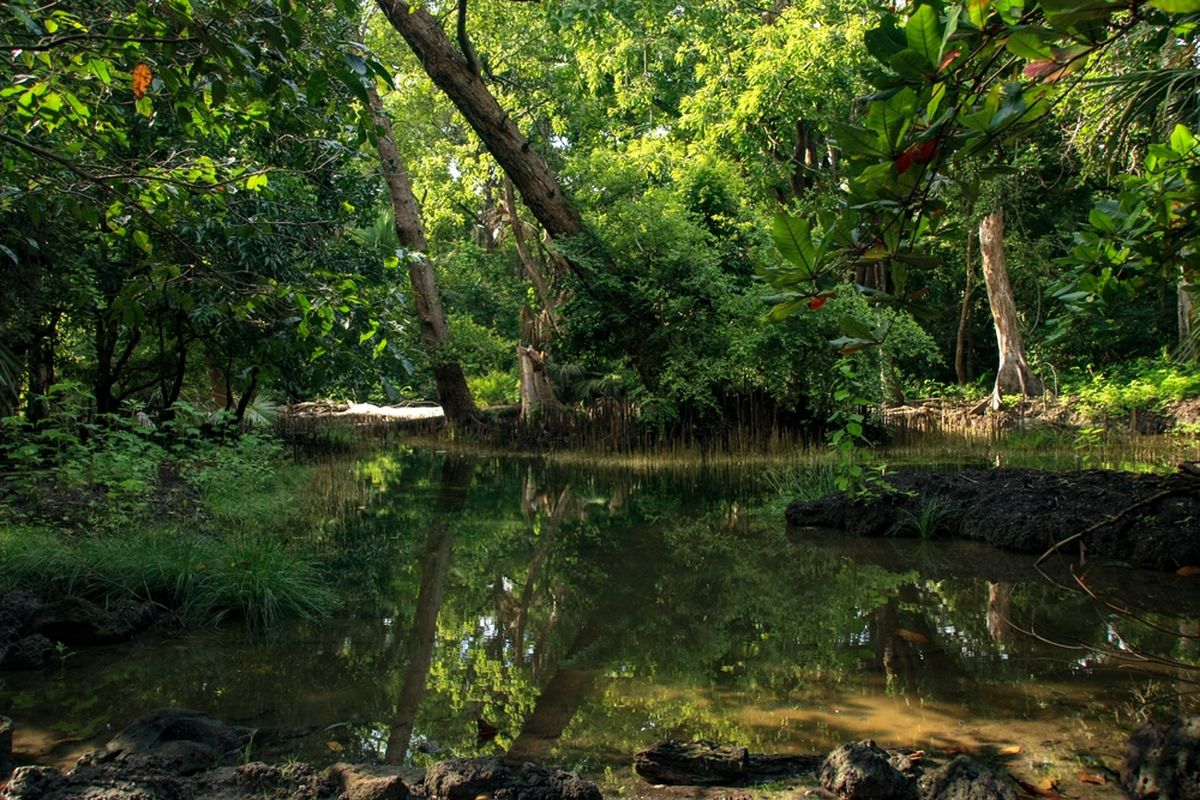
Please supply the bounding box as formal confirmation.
[0,425,337,628]
[0,523,335,628]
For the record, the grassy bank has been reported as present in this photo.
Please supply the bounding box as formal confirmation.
[0,418,337,627]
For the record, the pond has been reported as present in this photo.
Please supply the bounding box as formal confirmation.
[4,446,1198,797]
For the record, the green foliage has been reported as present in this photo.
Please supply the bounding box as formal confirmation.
[468,371,519,407]
[1064,357,1200,420]
[0,413,335,626]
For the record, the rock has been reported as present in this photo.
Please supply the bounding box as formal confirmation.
[634,740,750,785]
[0,634,56,670]
[1,715,12,778]
[105,707,255,768]
[329,763,414,800]
[31,598,134,646]
[918,756,1017,800]
[4,765,66,800]
[0,590,44,641]
[424,756,601,800]
[818,740,917,800]
[1122,716,1200,799]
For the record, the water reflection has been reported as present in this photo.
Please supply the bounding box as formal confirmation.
[3,447,1197,785]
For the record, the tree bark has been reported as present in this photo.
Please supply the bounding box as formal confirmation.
[373,0,587,246]
[978,209,1042,410]
[1178,267,1194,353]
[365,81,476,425]
[955,226,974,386]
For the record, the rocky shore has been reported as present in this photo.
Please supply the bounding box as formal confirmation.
[1,710,1196,800]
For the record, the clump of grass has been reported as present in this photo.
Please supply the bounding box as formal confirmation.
[888,497,955,540]
[0,523,335,627]
[761,461,841,503]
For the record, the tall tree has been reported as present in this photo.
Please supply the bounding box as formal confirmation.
[366,81,477,425]
[977,209,1043,410]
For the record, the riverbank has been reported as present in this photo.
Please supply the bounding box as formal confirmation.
[786,464,1200,571]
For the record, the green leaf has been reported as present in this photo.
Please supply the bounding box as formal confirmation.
[966,0,991,28]
[906,4,943,67]
[837,315,876,341]
[1170,124,1197,154]
[865,16,908,63]
[1005,28,1055,60]
[1149,0,1200,10]
[132,229,152,254]
[867,88,916,150]
[773,214,816,278]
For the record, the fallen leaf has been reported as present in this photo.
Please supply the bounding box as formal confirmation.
[1078,772,1107,785]
[1177,565,1200,576]
[998,744,1022,756]
[1015,778,1065,799]
[896,628,930,644]
[132,63,152,99]
[326,741,343,752]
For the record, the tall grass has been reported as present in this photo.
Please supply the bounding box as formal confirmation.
[0,425,338,628]
[0,524,334,627]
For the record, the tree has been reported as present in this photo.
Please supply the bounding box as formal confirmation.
[366,80,477,425]
[977,208,1043,409]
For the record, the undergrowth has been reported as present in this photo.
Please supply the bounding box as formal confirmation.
[0,407,336,627]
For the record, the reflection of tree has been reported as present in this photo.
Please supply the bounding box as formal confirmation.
[986,582,1015,646]
[384,456,475,763]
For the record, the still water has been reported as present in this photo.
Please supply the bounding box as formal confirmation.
[5,447,1199,794]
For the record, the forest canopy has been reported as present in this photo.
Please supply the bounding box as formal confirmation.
[2,0,1197,438]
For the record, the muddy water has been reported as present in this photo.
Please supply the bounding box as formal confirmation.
[4,448,1198,797]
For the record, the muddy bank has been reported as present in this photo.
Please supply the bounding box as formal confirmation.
[785,466,1200,571]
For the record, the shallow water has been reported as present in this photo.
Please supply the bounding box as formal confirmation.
[4,447,1198,797]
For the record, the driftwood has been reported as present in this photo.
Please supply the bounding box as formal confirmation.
[634,740,823,786]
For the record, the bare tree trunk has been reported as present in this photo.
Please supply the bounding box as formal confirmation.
[366,82,477,426]
[518,344,561,422]
[955,226,974,386]
[1178,267,1194,354]
[978,209,1042,410]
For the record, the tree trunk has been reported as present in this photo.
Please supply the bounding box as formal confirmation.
[366,81,477,426]
[373,0,587,246]
[955,226,975,386]
[978,209,1042,410]
[1178,267,1194,354]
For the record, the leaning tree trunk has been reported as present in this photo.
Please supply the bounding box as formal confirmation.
[366,82,476,425]
[373,0,587,248]
[978,209,1042,410]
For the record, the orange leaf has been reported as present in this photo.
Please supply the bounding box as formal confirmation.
[1078,772,1107,785]
[1177,565,1200,576]
[998,744,1022,756]
[1015,778,1064,799]
[938,49,962,71]
[808,295,829,310]
[132,63,152,99]
[326,740,343,752]
[896,628,930,644]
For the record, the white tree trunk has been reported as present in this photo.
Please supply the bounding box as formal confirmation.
[979,209,1043,410]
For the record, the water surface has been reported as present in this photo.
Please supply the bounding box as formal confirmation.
[5,447,1197,797]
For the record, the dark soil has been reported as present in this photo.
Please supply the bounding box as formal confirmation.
[785,467,1200,571]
